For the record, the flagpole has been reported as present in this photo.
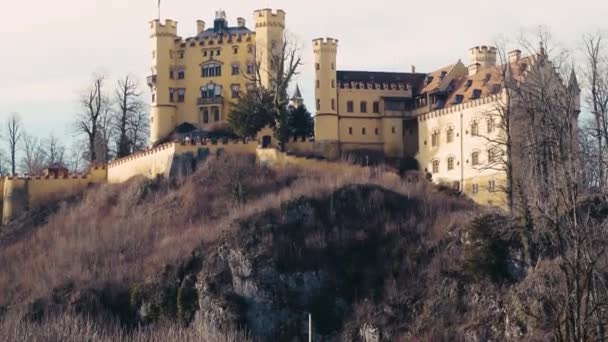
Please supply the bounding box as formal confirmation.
[157,0,161,20]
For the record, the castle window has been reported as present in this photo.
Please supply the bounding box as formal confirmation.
[233,47,239,54]
[177,69,185,80]
[231,84,241,99]
[448,157,455,171]
[248,45,254,54]
[488,147,501,163]
[213,107,220,121]
[362,127,366,135]
[471,89,482,99]
[486,118,495,133]
[347,101,354,113]
[488,180,496,192]
[169,89,175,103]
[247,64,254,75]
[373,102,380,113]
[331,62,335,70]
[392,126,396,134]
[471,121,479,136]
[151,93,155,102]
[472,183,479,194]
[331,99,335,110]
[201,63,222,77]
[246,83,255,92]
[331,80,335,88]
[316,63,320,71]
[316,80,320,89]
[202,109,209,124]
[471,151,480,166]
[431,130,440,147]
[348,127,353,135]
[210,50,214,56]
[432,160,439,174]
[316,99,320,111]
[232,64,240,75]
[216,49,221,56]
[453,94,464,105]
[177,88,185,102]
[447,127,454,143]
[179,50,184,59]
[203,50,208,57]
[375,128,379,135]
[464,79,473,90]
[360,101,367,113]
[169,69,175,79]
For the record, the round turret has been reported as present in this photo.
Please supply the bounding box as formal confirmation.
[313,37,339,142]
[253,9,286,89]
[149,19,179,144]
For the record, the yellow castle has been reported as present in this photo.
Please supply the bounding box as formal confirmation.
[148,9,285,144]
[0,8,580,224]
[312,39,580,206]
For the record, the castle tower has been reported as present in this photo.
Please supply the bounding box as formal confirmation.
[253,9,286,89]
[313,38,339,142]
[468,45,497,75]
[149,19,178,145]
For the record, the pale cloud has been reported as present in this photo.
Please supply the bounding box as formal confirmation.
[0,0,606,140]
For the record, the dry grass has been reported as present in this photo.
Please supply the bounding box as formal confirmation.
[0,153,479,338]
[0,312,250,342]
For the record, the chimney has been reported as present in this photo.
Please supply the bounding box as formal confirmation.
[237,17,246,28]
[468,63,481,76]
[196,20,206,34]
[411,65,416,73]
[508,49,521,63]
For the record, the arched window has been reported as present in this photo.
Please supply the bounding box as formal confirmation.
[471,151,480,166]
[471,121,479,136]
[431,130,440,147]
[213,107,220,122]
[201,62,222,77]
[447,157,455,170]
[487,118,495,133]
[201,108,209,124]
[432,160,440,174]
[446,127,454,143]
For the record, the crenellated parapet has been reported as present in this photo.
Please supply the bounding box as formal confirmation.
[150,19,178,38]
[177,31,255,48]
[254,9,286,28]
[313,38,338,53]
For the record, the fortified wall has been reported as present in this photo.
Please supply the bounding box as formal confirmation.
[1,166,107,225]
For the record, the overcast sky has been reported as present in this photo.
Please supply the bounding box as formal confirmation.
[1,0,607,144]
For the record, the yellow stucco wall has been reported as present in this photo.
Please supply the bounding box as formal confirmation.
[149,9,285,145]
[107,143,177,183]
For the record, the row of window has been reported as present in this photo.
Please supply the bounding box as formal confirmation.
[315,62,335,70]
[346,101,381,114]
[471,180,497,194]
[168,88,186,103]
[167,46,255,60]
[429,118,497,147]
[347,126,396,135]
[316,79,336,89]
[431,148,503,173]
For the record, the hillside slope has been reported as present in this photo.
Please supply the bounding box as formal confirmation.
[0,154,543,341]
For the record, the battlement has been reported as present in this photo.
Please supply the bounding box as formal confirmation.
[313,38,338,53]
[150,19,178,37]
[108,142,175,168]
[470,45,497,67]
[254,8,285,28]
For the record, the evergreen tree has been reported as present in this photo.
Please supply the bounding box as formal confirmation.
[287,105,313,139]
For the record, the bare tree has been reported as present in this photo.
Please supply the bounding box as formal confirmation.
[127,109,150,152]
[75,74,111,163]
[6,113,22,175]
[113,75,145,158]
[20,132,45,176]
[582,33,608,190]
[66,139,87,174]
[244,34,303,150]
[43,134,66,167]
